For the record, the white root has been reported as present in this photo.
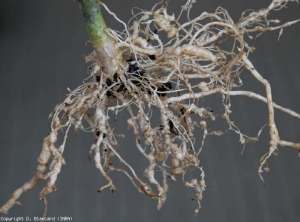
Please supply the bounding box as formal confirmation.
[1,0,299,216]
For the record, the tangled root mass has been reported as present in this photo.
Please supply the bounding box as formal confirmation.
[1,0,300,216]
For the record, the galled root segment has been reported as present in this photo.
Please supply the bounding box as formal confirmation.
[1,0,300,216]
[0,129,61,215]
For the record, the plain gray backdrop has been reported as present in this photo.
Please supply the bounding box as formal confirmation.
[0,0,300,221]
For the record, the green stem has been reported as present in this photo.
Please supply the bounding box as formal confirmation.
[78,0,120,77]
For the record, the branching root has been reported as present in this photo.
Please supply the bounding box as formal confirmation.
[1,0,300,216]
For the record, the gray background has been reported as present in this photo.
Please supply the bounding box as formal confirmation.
[0,0,300,221]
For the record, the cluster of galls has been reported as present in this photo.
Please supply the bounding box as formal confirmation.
[94,58,173,98]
